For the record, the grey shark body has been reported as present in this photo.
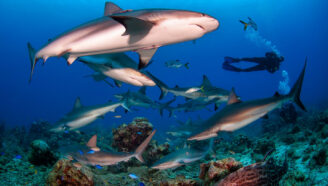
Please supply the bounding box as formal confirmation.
[73,130,156,166]
[148,72,230,106]
[152,140,212,170]
[189,61,307,141]
[78,53,155,86]
[51,97,126,132]
[114,87,158,109]
[28,2,219,80]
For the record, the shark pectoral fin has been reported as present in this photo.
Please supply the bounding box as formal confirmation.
[262,114,269,119]
[111,15,154,42]
[104,2,123,16]
[227,88,241,105]
[138,87,147,94]
[73,97,83,110]
[114,80,122,87]
[89,73,107,82]
[67,55,77,65]
[137,48,158,69]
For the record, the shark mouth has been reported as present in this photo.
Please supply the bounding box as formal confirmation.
[194,24,206,31]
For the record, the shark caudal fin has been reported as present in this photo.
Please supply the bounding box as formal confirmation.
[239,20,248,31]
[145,71,169,100]
[134,130,156,163]
[27,42,39,83]
[288,58,307,111]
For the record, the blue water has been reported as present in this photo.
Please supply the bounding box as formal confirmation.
[0,0,327,131]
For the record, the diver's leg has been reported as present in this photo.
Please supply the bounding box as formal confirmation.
[240,57,264,64]
[222,62,242,72]
[240,64,266,72]
[224,56,241,63]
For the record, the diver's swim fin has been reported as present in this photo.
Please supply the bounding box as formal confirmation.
[239,20,248,31]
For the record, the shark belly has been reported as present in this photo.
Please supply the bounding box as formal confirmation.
[66,116,98,130]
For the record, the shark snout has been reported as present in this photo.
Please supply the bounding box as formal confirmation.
[202,16,219,32]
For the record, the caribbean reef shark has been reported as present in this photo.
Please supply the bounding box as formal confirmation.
[188,59,307,141]
[50,97,128,132]
[27,2,219,81]
[151,139,213,170]
[147,72,230,107]
[78,53,155,87]
[114,87,158,110]
[72,130,156,166]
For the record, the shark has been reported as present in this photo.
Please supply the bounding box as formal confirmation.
[72,130,156,166]
[188,60,307,141]
[78,53,155,87]
[50,97,127,132]
[161,98,220,117]
[151,139,213,170]
[147,72,230,107]
[27,2,219,81]
[114,87,158,110]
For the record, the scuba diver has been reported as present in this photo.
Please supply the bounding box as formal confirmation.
[222,52,284,73]
[240,17,258,31]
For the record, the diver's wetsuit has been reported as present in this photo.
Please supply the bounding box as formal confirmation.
[223,52,284,73]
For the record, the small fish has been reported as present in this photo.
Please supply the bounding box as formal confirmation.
[128,173,139,179]
[64,130,69,134]
[15,155,22,159]
[137,132,142,135]
[139,182,145,186]
[34,169,38,175]
[78,150,84,155]
[91,147,100,152]
[95,165,103,169]
[114,115,122,118]
[87,150,95,154]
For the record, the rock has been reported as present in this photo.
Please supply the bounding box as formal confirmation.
[312,148,327,166]
[46,159,94,186]
[199,158,242,183]
[28,140,57,166]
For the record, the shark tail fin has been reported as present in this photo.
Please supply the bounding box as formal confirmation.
[27,42,39,83]
[145,71,169,100]
[239,20,248,31]
[184,63,190,69]
[288,58,307,111]
[134,130,156,163]
[120,101,131,112]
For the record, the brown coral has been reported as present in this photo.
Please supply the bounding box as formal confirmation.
[199,158,242,183]
[112,117,153,152]
[46,159,94,186]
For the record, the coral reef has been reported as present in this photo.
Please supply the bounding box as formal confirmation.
[46,159,94,186]
[279,103,298,123]
[199,158,242,184]
[28,139,58,166]
[216,156,288,186]
[112,117,154,152]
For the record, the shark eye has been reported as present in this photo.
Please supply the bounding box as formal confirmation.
[201,13,205,16]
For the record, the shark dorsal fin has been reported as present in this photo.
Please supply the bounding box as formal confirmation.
[137,48,158,69]
[139,87,146,94]
[87,135,97,148]
[104,2,123,16]
[202,75,212,87]
[227,88,241,105]
[274,91,281,97]
[73,97,83,110]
